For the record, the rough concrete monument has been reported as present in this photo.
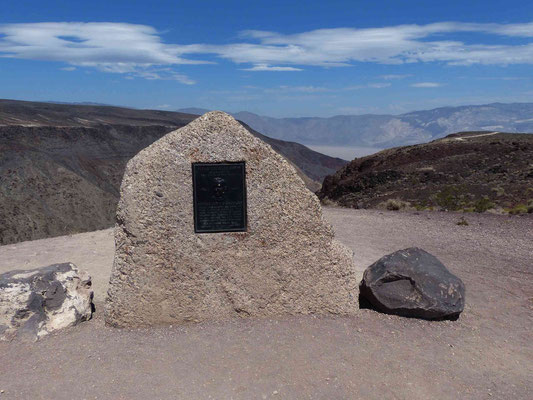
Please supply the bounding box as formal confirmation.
[105,111,358,327]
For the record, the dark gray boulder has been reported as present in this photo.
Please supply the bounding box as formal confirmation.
[0,263,93,341]
[359,248,465,320]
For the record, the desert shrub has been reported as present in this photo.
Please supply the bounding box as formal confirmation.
[320,197,338,207]
[379,198,411,211]
[432,186,466,211]
[491,186,505,196]
[507,204,528,215]
[487,207,507,215]
[413,199,433,211]
[456,216,469,226]
[473,197,494,213]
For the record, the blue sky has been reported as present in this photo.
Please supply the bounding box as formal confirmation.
[1,0,532,117]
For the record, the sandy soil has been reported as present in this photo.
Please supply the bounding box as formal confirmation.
[0,208,532,399]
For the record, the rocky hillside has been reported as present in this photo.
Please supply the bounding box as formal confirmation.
[0,100,346,245]
[0,100,346,183]
[318,132,533,213]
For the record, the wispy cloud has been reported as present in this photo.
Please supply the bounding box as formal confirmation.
[367,83,392,88]
[411,82,443,88]
[198,22,533,68]
[129,68,195,84]
[475,76,531,81]
[60,66,76,71]
[1,21,533,80]
[240,63,302,71]
[380,74,412,80]
[252,83,391,94]
[0,22,201,83]
[344,83,392,90]
[501,77,529,80]
[264,85,331,93]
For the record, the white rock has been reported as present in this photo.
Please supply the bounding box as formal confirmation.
[0,263,93,340]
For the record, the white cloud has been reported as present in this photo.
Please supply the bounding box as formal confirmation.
[367,83,392,88]
[1,21,533,79]
[201,22,533,68]
[0,22,201,83]
[501,77,529,80]
[380,74,411,80]
[411,82,442,88]
[250,84,390,94]
[264,85,330,93]
[344,83,391,90]
[60,66,76,71]
[476,76,530,81]
[240,63,302,71]
[129,68,195,84]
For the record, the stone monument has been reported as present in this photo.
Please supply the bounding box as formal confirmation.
[105,111,358,327]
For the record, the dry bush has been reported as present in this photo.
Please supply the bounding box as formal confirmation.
[456,216,469,226]
[320,197,339,207]
[378,198,412,211]
[507,204,528,215]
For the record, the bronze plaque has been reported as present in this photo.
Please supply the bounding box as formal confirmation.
[192,162,247,233]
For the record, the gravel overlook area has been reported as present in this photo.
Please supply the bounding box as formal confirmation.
[0,208,531,399]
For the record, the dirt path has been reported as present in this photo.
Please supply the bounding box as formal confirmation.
[452,131,500,141]
[0,209,532,399]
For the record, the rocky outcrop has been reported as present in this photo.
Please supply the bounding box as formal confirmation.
[105,112,358,328]
[318,132,533,211]
[359,248,465,320]
[0,263,93,340]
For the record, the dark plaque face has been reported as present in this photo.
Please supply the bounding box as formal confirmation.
[192,162,247,233]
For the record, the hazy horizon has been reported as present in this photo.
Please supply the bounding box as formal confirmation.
[305,145,383,161]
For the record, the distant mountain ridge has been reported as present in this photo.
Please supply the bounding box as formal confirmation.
[46,101,114,107]
[0,99,346,182]
[178,103,533,148]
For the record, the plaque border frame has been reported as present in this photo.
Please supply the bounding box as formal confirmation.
[191,161,248,234]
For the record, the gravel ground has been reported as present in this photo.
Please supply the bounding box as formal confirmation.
[0,208,531,399]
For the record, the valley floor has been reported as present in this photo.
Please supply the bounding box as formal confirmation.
[0,209,532,399]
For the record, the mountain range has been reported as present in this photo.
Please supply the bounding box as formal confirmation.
[178,103,533,148]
